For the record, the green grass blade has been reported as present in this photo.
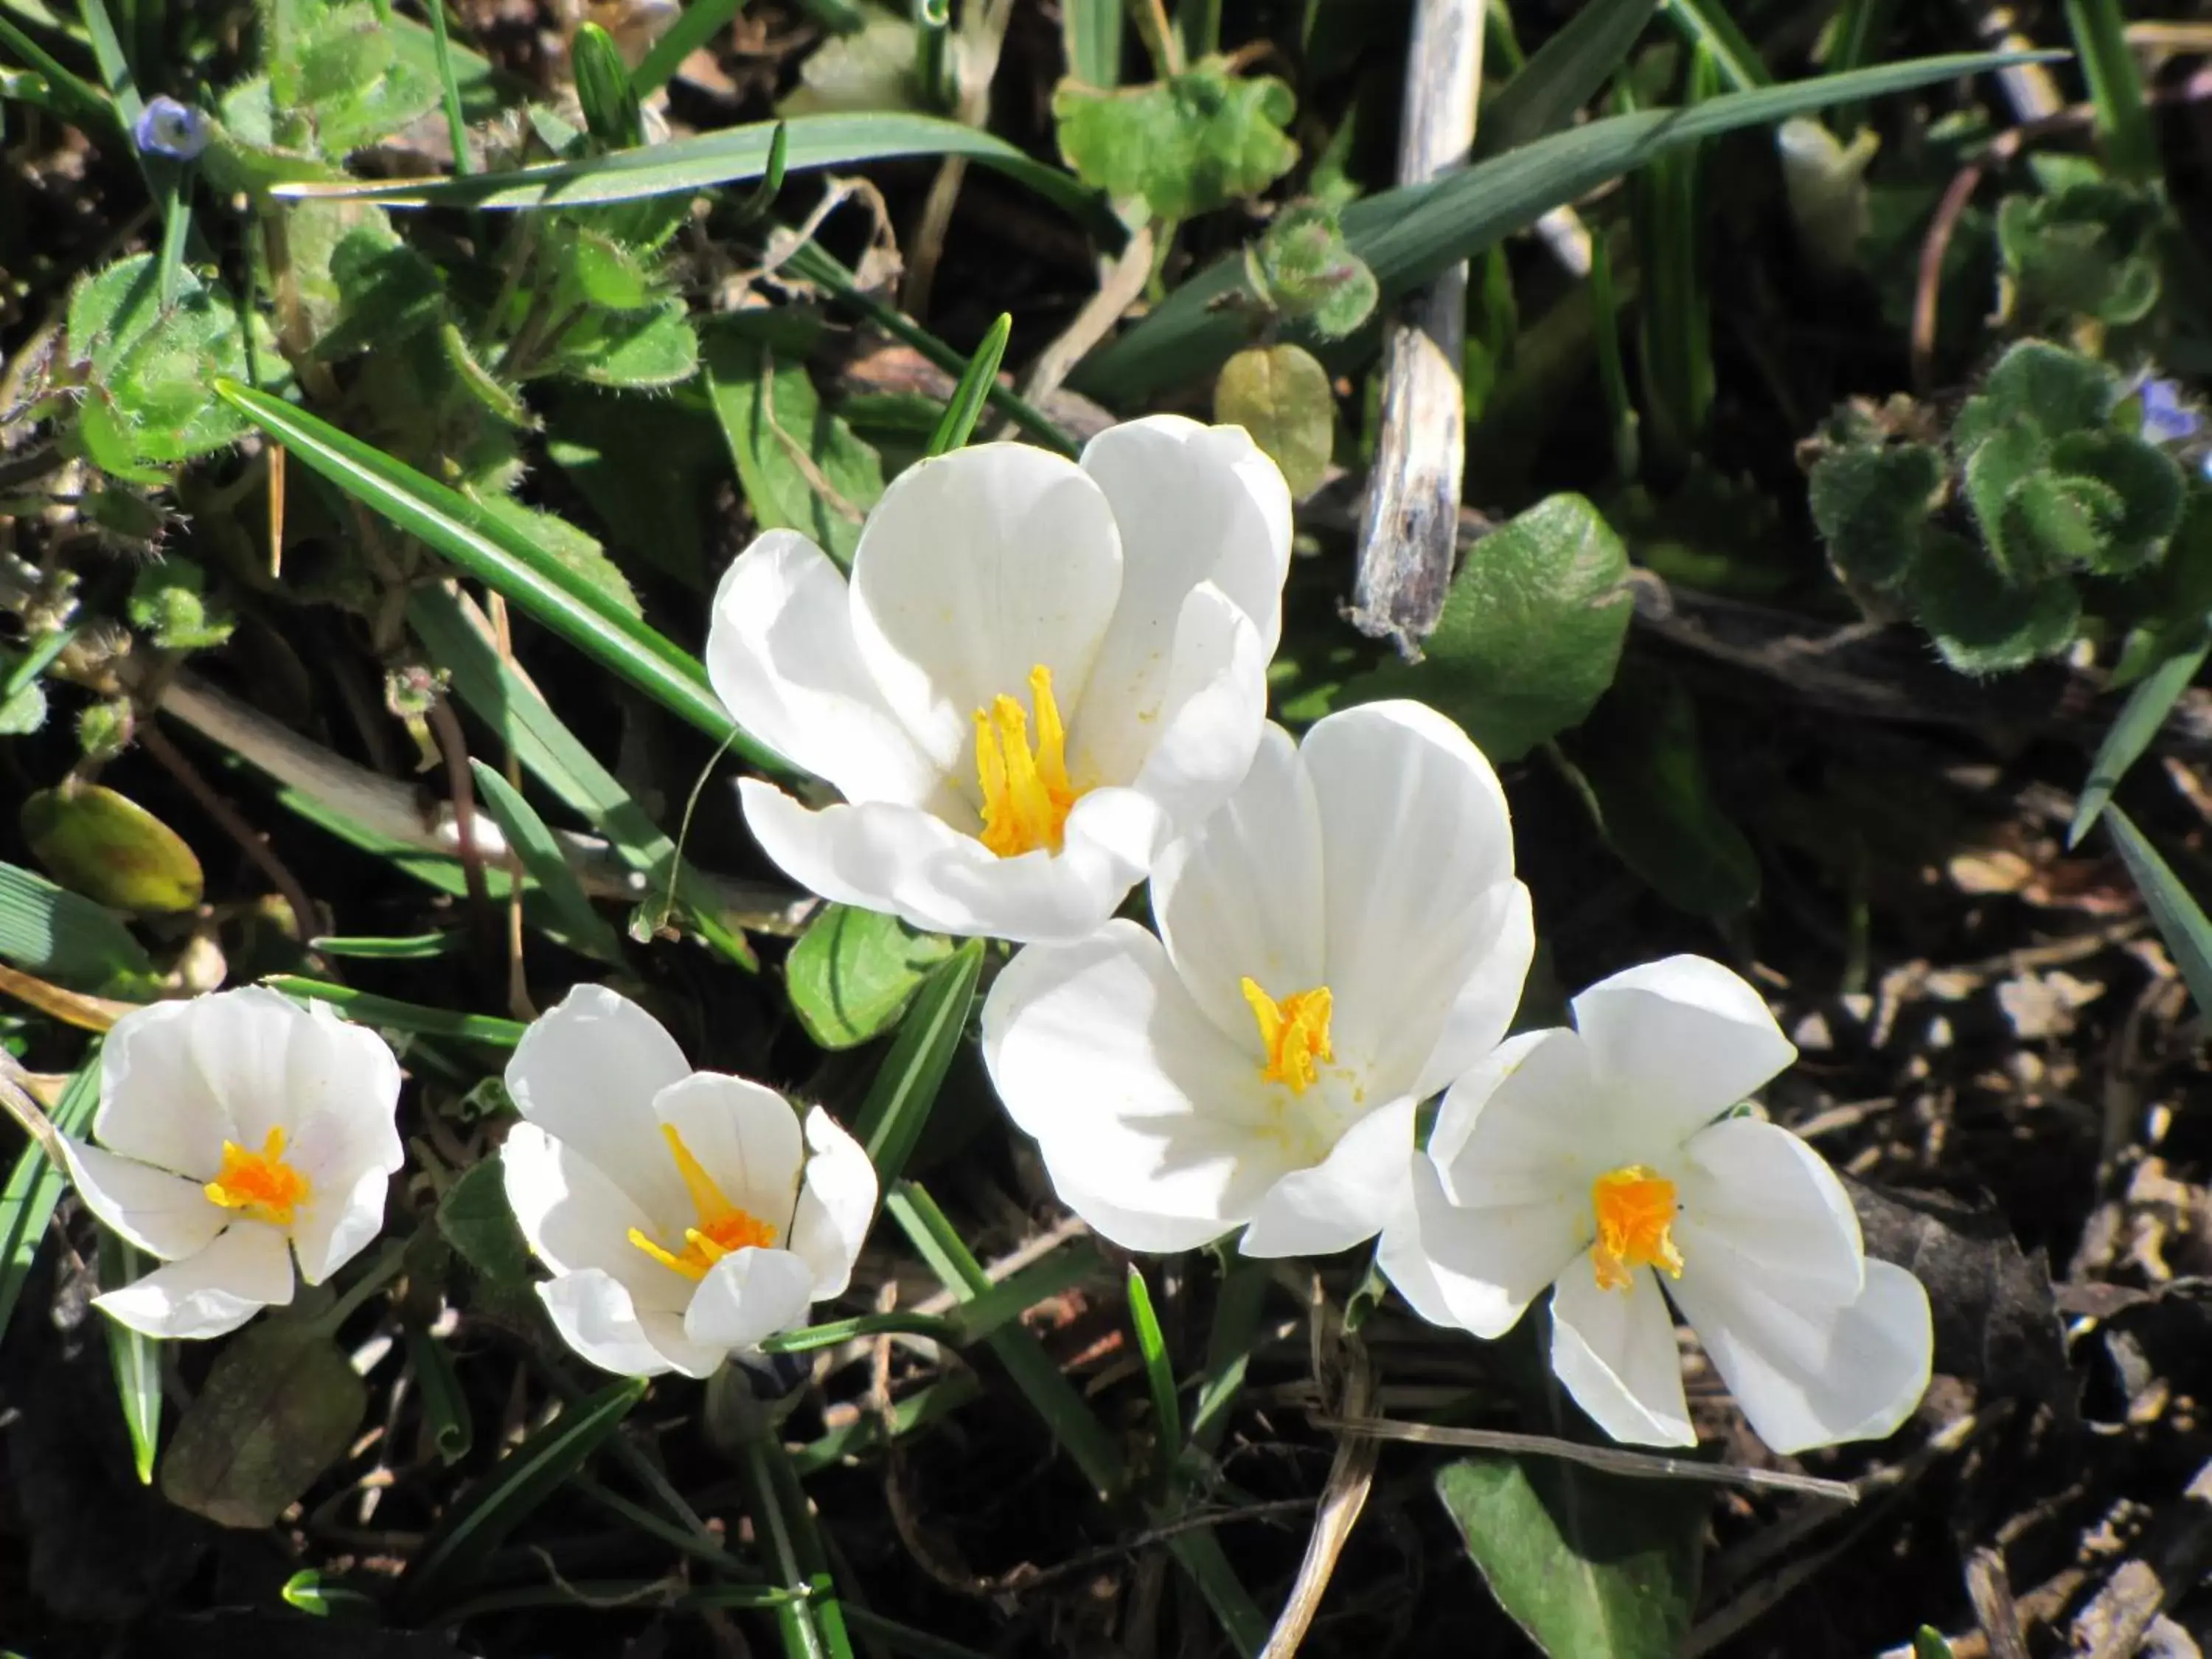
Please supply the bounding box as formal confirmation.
[841,1609,996,1659]
[0,16,117,133]
[1480,0,1658,156]
[421,0,473,175]
[310,931,465,959]
[2064,0,2158,185]
[394,1374,648,1618]
[467,759,627,961]
[262,975,529,1047]
[1062,0,1121,87]
[1661,0,1768,91]
[97,1228,161,1483]
[1079,49,2059,402]
[853,940,982,1189]
[886,1181,1125,1500]
[0,1057,100,1343]
[1188,1251,1267,1455]
[268,113,1107,232]
[214,380,745,751]
[0,858,153,987]
[1124,1265,1180,1488]
[2107,805,2212,1014]
[2072,639,2208,848]
[405,1326,476,1465]
[926,313,1012,457]
[630,0,743,98]
[946,1240,1103,1346]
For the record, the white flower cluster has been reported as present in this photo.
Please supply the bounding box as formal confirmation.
[60,417,1933,1452]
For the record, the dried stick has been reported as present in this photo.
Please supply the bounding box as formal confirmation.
[1351,0,1486,655]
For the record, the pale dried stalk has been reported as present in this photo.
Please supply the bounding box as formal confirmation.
[1352,0,1486,655]
[1259,1297,1377,1657]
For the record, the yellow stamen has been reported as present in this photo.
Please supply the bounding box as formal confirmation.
[1590,1165,1684,1293]
[627,1122,779,1282]
[1240,977,1335,1095]
[203,1126,311,1228]
[974,664,1080,858]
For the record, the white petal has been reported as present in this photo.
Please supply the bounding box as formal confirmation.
[706,529,950,810]
[849,442,1123,777]
[283,1000,405,1191]
[1569,956,1797,1152]
[1113,587,1271,840]
[93,1222,294,1340]
[60,1136,229,1261]
[291,1163,392,1287]
[93,997,232,1179]
[500,1123,688,1314]
[1408,880,1537,1103]
[1239,1096,1419,1259]
[1150,722,1326,1051]
[787,1108,877,1300]
[1394,1146,1586,1338]
[1302,702,1526,1097]
[1548,1257,1695,1447]
[1430,1027,1606,1198]
[650,1073,805,1239]
[981,920,1297,1247]
[504,984,692,1225]
[1080,414,1292,655]
[684,1247,817,1354]
[538,1268,723,1378]
[184,984,310,1150]
[1670,1259,1933,1455]
[1674,1118,1863,1306]
[739,779,1144,945]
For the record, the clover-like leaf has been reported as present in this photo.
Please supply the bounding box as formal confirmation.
[1807,439,1944,592]
[1910,528,2081,675]
[1054,59,1298,221]
[1214,344,1334,498]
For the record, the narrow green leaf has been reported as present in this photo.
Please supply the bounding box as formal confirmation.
[1437,1454,1708,1659]
[0,858,154,989]
[282,1568,382,1619]
[840,1610,997,1659]
[406,1326,476,1465]
[1188,1251,1267,1454]
[927,313,1012,456]
[2064,0,2159,185]
[573,20,644,150]
[1080,50,2059,400]
[2107,806,2212,1015]
[421,0,473,174]
[1062,0,1122,88]
[1660,0,1769,91]
[262,975,529,1047]
[632,0,744,98]
[853,941,982,1186]
[787,904,956,1050]
[268,112,1108,232]
[1914,1628,1958,1659]
[467,760,627,962]
[2073,638,2208,847]
[395,1374,649,1618]
[214,379,759,757]
[1124,1265,1180,1485]
[0,15,119,135]
[310,931,465,959]
[1480,0,1659,156]
[0,1058,100,1343]
[98,1229,162,1483]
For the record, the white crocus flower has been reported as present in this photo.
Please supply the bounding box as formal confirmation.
[1382,956,1934,1455]
[982,701,1533,1257]
[60,987,404,1340]
[499,985,877,1378]
[706,416,1292,945]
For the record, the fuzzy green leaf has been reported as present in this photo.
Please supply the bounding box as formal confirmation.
[1910,529,2081,675]
[1054,59,1297,220]
[1807,439,1944,591]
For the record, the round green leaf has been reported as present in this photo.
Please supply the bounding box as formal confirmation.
[1213,344,1334,500]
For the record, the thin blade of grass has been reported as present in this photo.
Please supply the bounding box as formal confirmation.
[268,113,1107,233]
[1660,0,1769,91]
[0,858,153,987]
[926,313,1012,456]
[215,380,753,755]
[1062,0,1121,87]
[2063,0,2158,185]
[262,975,529,1048]
[394,1374,648,1619]
[1189,1251,1268,1455]
[0,1056,100,1342]
[97,1228,160,1482]
[467,760,627,962]
[422,0,473,175]
[310,931,466,959]
[2072,638,2208,847]
[0,15,119,133]
[405,1326,475,1465]
[1080,49,2059,402]
[1479,0,1658,156]
[852,940,982,1189]
[2107,806,2212,1015]
[1125,1265,1181,1488]
[630,0,742,98]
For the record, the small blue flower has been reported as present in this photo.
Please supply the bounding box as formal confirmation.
[2138,376,2202,446]
[133,96,209,162]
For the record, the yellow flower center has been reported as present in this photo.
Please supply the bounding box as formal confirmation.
[204,1126,311,1228]
[627,1122,779,1282]
[974,664,1079,858]
[1240,978,1335,1096]
[1590,1165,1684,1293]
